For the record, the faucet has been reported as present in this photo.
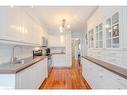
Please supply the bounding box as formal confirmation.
[10,45,22,64]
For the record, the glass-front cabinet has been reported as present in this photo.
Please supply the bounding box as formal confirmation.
[96,23,103,48]
[106,18,112,48]
[106,12,119,48]
[112,12,119,48]
[88,12,120,49]
[88,29,94,48]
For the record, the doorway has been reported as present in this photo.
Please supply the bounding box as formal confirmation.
[72,38,81,70]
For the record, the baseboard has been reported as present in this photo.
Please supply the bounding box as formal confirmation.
[82,76,91,89]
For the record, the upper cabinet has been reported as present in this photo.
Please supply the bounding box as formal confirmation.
[48,34,66,47]
[95,23,103,48]
[106,12,119,48]
[0,7,45,46]
[0,7,24,42]
[87,7,124,49]
[88,29,94,48]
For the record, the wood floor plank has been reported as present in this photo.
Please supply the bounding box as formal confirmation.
[39,67,91,89]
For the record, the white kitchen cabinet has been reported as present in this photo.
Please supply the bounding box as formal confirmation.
[52,54,66,67]
[86,7,127,71]
[0,58,48,89]
[42,58,48,78]
[0,7,43,46]
[48,34,66,47]
[81,57,127,89]
[16,58,48,89]
[0,7,23,42]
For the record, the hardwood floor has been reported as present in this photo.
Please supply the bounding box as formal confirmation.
[39,67,91,89]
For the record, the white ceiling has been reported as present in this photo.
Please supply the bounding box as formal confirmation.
[24,6,97,34]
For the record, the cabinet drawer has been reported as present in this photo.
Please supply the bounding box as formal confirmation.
[82,58,127,89]
[105,51,123,58]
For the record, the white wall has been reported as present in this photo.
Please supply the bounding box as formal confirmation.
[65,31,72,67]
[71,31,82,38]
[81,23,87,57]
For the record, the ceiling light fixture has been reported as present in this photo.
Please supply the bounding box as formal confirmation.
[59,19,70,33]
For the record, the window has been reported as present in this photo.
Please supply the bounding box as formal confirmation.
[106,12,119,48]
[88,29,94,48]
[96,23,103,48]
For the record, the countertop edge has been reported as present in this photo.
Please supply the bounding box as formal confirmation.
[0,56,48,74]
[81,56,127,79]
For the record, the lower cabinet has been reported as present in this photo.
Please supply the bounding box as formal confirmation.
[52,54,66,67]
[16,58,48,89]
[81,57,127,89]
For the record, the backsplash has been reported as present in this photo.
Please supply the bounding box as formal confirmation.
[0,43,33,64]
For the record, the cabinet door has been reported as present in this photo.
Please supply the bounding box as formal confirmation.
[0,7,24,42]
[0,7,42,45]
[42,58,48,78]
[82,58,127,89]
[16,61,44,89]
[52,54,66,67]
[48,35,66,47]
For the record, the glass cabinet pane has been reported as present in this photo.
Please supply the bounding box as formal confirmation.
[106,30,111,39]
[99,31,103,40]
[105,12,119,48]
[96,26,98,33]
[112,24,119,37]
[106,18,111,27]
[96,23,103,48]
[106,18,112,48]
[88,29,94,48]
[106,18,112,38]
[112,12,119,24]
[96,41,98,48]
[99,41,103,48]
[99,23,102,31]
[113,37,119,44]
[106,39,111,48]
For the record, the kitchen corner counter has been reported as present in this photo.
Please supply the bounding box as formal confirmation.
[0,56,47,74]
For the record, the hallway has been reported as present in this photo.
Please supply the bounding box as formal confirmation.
[40,67,90,89]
